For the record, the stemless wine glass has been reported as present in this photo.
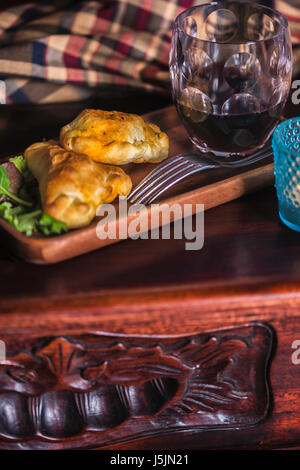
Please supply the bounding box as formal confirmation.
[169,1,292,159]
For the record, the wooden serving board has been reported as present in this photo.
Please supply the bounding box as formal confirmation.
[0,106,275,264]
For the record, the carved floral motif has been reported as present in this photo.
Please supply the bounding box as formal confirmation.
[0,323,273,449]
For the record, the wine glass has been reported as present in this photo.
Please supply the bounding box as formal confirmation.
[169,1,292,159]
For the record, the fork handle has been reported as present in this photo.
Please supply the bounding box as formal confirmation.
[142,163,216,204]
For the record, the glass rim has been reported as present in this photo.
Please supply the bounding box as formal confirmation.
[174,1,289,46]
[272,118,300,159]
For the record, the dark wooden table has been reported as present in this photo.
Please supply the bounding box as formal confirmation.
[0,85,299,450]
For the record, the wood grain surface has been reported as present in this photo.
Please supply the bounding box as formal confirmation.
[0,324,272,449]
[0,82,299,449]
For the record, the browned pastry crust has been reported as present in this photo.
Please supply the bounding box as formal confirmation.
[24,141,132,229]
[59,109,169,164]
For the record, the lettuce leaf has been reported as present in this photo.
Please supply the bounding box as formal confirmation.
[9,155,34,183]
[0,165,32,207]
[0,156,68,237]
[9,155,27,175]
[38,213,67,236]
[0,202,40,236]
[0,201,67,237]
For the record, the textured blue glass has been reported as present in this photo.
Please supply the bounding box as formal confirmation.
[272,117,300,231]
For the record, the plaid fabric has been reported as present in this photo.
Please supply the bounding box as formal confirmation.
[0,0,299,104]
[275,0,300,43]
[0,0,198,103]
[275,0,300,75]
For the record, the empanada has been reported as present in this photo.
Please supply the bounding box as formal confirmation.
[59,109,169,165]
[24,141,132,229]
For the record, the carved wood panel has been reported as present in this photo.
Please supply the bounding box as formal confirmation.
[0,323,273,449]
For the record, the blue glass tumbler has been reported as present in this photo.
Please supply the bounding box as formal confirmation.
[272,117,300,231]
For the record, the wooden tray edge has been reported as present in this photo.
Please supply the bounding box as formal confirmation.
[0,162,275,264]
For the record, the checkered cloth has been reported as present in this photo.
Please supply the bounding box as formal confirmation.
[0,0,299,104]
[275,0,300,75]
[0,0,198,103]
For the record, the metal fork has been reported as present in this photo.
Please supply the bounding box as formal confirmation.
[128,143,273,205]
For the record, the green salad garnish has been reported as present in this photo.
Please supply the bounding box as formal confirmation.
[0,156,67,236]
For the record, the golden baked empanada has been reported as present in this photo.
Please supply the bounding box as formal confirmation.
[24,141,132,229]
[59,109,169,165]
